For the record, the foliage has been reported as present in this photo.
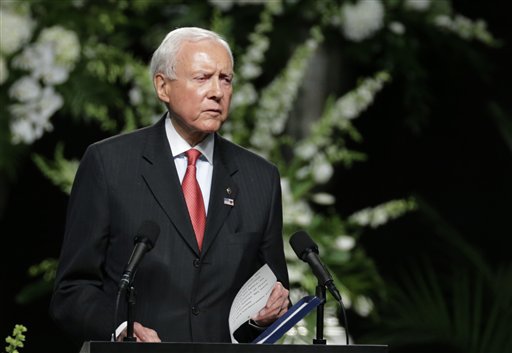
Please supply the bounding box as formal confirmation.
[361,201,512,352]
[349,198,417,229]
[1,0,505,347]
[4,325,27,353]
[16,258,58,305]
[32,144,78,195]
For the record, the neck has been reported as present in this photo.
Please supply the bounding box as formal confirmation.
[170,115,208,147]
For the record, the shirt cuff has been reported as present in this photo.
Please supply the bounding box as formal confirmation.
[112,321,127,341]
[248,319,267,331]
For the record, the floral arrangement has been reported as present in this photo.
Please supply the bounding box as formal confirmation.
[1,0,498,345]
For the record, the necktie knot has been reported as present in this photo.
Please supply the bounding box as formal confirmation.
[186,149,201,166]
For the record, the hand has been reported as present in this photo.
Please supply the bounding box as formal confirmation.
[252,282,290,327]
[117,322,161,342]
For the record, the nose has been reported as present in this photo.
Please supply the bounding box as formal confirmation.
[207,77,224,100]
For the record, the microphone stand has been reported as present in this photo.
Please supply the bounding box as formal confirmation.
[313,282,327,345]
[123,285,137,342]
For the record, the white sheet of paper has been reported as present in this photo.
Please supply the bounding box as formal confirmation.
[228,264,277,343]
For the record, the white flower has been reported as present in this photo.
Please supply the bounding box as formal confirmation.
[287,262,307,283]
[404,0,431,12]
[151,113,163,124]
[311,192,336,205]
[38,26,81,68]
[231,83,257,109]
[341,0,385,42]
[41,65,69,85]
[353,296,374,317]
[453,15,476,40]
[335,235,355,251]
[12,42,53,74]
[72,0,86,8]
[349,198,416,228]
[12,28,79,87]
[9,100,52,144]
[312,154,334,184]
[0,56,8,84]
[433,14,496,45]
[239,62,262,80]
[129,87,143,105]
[282,199,313,227]
[8,86,63,144]
[238,0,270,4]
[325,324,348,345]
[249,129,274,153]
[0,8,34,55]
[370,208,388,227]
[434,15,452,28]
[10,118,37,144]
[350,209,371,226]
[281,178,313,226]
[9,76,41,102]
[37,86,64,121]
[338,93,359,119]
[245,38,268,63]
[389,21,406,35]
[294,141,318,160]
[295,165,310,180]
[12,40,68,86]
[208,0,234,11]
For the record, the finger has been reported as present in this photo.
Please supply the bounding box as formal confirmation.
[253,303,288,326]
[139,328,161,343]
[258,283,289,317]
[133,322,162,342]
[256,297,289,321]
[268,286,289,311]
[266,283,288,308]
[276,303,289,318]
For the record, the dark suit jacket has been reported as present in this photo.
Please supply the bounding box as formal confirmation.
[50,117,289,344]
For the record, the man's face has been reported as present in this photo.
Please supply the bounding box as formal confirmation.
[154,40,233,145]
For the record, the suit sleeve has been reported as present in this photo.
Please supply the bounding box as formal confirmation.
[235,165,289,343]
[259,165,289,289]
[49,144,114,343]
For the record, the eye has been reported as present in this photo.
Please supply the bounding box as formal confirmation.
[194,75,208,82]
[221,75,233,84]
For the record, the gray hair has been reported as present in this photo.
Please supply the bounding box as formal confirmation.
[150,27,234,80]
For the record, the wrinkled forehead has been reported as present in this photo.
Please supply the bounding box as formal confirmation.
[175,39,234,71]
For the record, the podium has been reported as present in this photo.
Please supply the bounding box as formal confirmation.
[80,341,388,353]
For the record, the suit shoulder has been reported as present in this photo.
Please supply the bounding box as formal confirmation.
[90,124,153,150]
[217,135,278,172]
[82,122,161,164]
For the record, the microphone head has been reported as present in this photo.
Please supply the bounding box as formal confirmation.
[134,220,160,250]
[290,230,318,261]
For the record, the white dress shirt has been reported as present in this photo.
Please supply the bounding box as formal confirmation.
[165,116,214,214]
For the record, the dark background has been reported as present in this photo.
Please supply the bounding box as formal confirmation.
[1,1,511,352]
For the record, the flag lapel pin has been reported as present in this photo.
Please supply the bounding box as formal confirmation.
[224,197,235,206]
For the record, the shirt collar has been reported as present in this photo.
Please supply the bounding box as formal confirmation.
[165,114,214,165]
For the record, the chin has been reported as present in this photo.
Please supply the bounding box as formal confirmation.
[201,120,224,133]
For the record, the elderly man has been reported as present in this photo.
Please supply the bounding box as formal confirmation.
[50,27,289,344]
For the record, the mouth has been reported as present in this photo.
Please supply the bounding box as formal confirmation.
[204,109,222,115]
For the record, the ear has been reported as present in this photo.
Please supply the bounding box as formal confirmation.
[154,73,171,103]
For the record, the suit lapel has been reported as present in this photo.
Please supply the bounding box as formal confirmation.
[140,117,200,255]
[201,134,239,257]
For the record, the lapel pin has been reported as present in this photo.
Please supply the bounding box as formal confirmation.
[226,187,232,195]
[224,197,235,206]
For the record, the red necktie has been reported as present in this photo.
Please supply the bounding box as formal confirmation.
[182,149,206,251]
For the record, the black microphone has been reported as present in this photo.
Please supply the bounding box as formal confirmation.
[290,230,342,302]
[119,220,160,290]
